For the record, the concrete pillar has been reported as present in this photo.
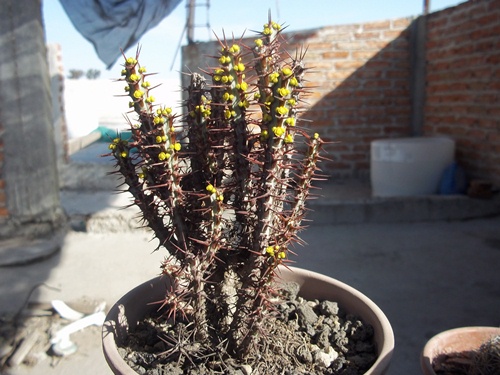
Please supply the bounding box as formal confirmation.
[0,0,65,239]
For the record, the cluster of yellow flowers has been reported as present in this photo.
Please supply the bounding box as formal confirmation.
[211,42,252,123]
[108,137,128,159]
[206,184,224,202]
[265,245,286,259]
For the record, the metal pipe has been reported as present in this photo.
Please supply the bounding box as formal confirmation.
[423,0,430,15]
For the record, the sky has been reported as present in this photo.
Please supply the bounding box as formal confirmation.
[42,0,465,84]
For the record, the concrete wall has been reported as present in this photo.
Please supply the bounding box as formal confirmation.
[0,0,64,238]
[423,0,500,186]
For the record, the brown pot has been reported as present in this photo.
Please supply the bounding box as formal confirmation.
[420,326,500,375]
[102,266,394,375]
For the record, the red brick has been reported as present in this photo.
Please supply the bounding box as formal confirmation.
[382,30,406,39]
[322,51,349,59]
[351,51,378,60]
[326,71,353,80]
[354,32,381,40]
[334,60,366,70]
[363,20,391,31]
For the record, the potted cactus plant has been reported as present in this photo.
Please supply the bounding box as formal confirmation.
[102,19,394,374]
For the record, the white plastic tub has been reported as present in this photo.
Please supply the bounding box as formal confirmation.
[371,137,455,197]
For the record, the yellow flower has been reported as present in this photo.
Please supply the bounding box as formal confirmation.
[219,55,230,65]
[237,81,248,91]
[121,69,127,76]
[229,44,240,54]
[146,96,155,103]
[284,134,294,144]
[125,57,137,65]
[254,39,263,47]
[129,73,140,82]
[141,81,151,88]
[120,151,127,158]
[261,130,269,140]
[314,133,320,139]
[155,135,163,143]
[287,98,297,106]
[238,99,249,108]
[278,251,286,259]
[263,26,271,35]
[285,117,295,126]
[272,126,285,137]
[276,106,289,116]
[269,72,280,84]
[272,22,281,31]
[289,77,299,87]
[235,62,245,72]
[281,67,293,76]
[266,246,275,256]
[206,184,216,194]
[162,107,173,116]
[133,90,144,99]
[138,66,146,73]
[173,143,181,151]
[158,152,168,161]
[277,87,290,97]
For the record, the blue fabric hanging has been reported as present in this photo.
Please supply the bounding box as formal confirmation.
[59,0,182,68]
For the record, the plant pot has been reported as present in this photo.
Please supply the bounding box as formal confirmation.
[420,326,500,375]
[102,266,395,375]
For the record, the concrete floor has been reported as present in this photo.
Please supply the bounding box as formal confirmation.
[2,212,500,374]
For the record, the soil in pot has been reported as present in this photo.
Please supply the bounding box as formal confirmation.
[117,282,377,375]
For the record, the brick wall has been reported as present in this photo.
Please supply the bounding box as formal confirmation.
[292,19,414,178]
[183,17,415,179]
[182,1,500,184]
[424,0,500,185]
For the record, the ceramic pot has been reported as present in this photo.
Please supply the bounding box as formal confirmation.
[102,266,395,375]
[421,326,500,375]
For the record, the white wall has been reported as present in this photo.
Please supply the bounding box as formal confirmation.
[64,78,182,139]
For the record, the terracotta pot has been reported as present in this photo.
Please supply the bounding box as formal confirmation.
[421,326,500,375]
[102,266,395,375]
